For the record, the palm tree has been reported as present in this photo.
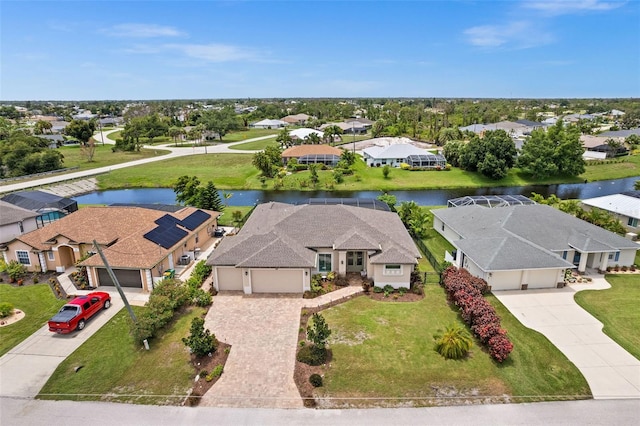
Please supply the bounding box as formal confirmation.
[168,126,185,146]
[434,324,473,360]
[306,132,321,145]
[323,125,342,146]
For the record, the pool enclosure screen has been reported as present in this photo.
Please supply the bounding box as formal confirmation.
[297,154,341,166]
[406,154,446,169]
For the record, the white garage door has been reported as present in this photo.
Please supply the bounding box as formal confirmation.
[216,267,243,291]
[251,269,303,293]
[528,269,561,289]
[489,270,522,291]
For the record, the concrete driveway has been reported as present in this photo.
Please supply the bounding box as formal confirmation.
[494,276,640,399]
[200,294,304,408]
[0,296,126,398]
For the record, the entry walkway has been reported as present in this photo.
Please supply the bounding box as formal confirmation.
[494,275,640,399]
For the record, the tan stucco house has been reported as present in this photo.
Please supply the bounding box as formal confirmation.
[207,202,421,294]
[2,206,219,292]
[433,204,639,291]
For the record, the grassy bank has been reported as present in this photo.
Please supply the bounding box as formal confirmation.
[574,275,640,360]
[59,144,170,171]
[95,152,640,192]
[0,284,66,357]
[38,306,205,404]
[228,138,278,151]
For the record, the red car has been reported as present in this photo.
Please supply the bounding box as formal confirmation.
[48,292,111,334]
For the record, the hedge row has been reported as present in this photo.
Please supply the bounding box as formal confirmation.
[441,266,513,362]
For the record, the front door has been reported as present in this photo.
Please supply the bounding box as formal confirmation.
[346,251,364,273]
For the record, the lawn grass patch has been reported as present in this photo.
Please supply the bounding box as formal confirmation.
[38,306,205,405]
[59,144,169,171]
[574,275,640,360]
[217,206,253,226]
[316,286,589,407]
[0,284,66,357]
[222,128,278,142]
[228,138,278,151]
[105,130,171,145]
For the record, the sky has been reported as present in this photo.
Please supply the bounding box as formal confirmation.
[1,0,639,100]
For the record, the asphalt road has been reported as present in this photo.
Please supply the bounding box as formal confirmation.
[1,397,639,425]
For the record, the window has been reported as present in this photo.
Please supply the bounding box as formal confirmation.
[318,253,332,273]
[628,217,638,227]
[16,250,30,265]
[47,251,55,261]
[609,252,620,262]
[19,222,24,233]
[562,251,567,260]
[384,264,402,276]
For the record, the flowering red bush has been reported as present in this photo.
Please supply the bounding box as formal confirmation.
[442,266,513,362]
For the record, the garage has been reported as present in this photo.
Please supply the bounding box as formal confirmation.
[97,268,143,288]
[527,269,562,289]
[488,270,522,291]
[216,267,243,291]
[251,269,303,293]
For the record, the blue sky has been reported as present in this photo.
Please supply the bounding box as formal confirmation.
[1,0,638,100]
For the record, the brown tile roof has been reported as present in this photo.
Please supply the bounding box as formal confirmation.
[281,145,343,158]
[14,206,218,270]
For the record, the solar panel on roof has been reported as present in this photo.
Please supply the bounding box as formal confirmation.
[143,225,188,249]
[181,210,211,230]
[155,214,182,227]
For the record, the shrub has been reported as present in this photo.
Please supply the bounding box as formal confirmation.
[199,370,208,378]
[207,364,223,380]
[0,302,14,318]
[6,260,27,281]
[398,287,407,296]
[373,286,384,293]
[383,284,394,293]
[299,340,306,347]
[182,317,217,357]
[192,288,212,307]
[307,313,331,350]
[309,374,323,387]
[334,274,348,287]
[296,344,327,366]
[382,164,391,179]
[434,324,473,359]
[326,271,336,281]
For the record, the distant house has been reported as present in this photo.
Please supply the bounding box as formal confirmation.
[581,191,640,235]
[1,191,78,228]
[459,121,529,138]
[433,204,639,290]
[2,206,219,292]
[50,121,69,134]
[207,202,420,293]
[581,135,627,158]
[321,121,369,135]
[0,200,39,244]
[281,114,310,125]
[250,119,288,129]
[281,145,343,166]
[38,134,65,149]
[362,143,445,168]
[289,128,324,142]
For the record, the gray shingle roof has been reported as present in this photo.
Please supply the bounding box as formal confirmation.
[433,204,638,271]
[0,200,39,226]
[208,202,420,268]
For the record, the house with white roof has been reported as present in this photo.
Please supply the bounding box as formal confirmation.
[289,128,324,142]
[250,118,288,129]
[581,191,640,235]
[432,203,639,290]
[362,144,445,168]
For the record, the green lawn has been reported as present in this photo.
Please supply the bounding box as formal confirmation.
[97,153,258,189]
[59,144,170,171]
[574,275,640,360]
[222,128,279,142]
[318,287,590,406]
[105,130,171,145]
[228,137,278,151]
[217,206,253,226]
[38,306,204,405]
[0,284,66,357]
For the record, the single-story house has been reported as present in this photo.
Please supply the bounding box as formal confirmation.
[320,120,371,135]
[0,200,39,244]
[362,144,445,168]
[1,190,78,228]
[282,113,310,125]
[38,134,65,148]
[581,191,640,235]
[581,135,628,158]
[250,119,288,129]
[281,145,343,166]
[207,202,421,294]
[289,128,324,142]
[432,204,639,291]
[2,206,219,292]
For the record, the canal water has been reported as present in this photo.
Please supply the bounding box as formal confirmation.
[74,176,639,206]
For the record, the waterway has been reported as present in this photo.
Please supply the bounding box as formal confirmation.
[74,176,640,206]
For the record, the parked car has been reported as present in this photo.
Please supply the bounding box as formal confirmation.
[48,292,111,334]
[213,228,226,237]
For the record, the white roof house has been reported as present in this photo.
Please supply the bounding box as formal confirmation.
[581,191,640,233]
[289,128,324,140]
[250,119,288,129]
[362,144,443,168]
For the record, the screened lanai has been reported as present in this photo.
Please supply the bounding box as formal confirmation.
[406,154,447,169]
[298,154,341,166]
[447,195,536,208]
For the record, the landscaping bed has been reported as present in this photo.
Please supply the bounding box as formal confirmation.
[186,341,231,406]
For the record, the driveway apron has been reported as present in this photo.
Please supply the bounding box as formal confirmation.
[200,294,304,408]
[494,277,640,399]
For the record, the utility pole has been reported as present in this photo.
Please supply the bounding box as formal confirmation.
[93,240,137,323]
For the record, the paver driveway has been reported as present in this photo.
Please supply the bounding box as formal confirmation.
[200,294,305,408]
[494,276,640,399]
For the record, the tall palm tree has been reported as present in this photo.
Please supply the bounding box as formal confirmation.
[306,132,321,145]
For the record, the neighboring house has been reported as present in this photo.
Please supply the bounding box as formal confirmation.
[281,113,310,125]
[38,134,65,148]
[599,128,640,138]
[1,190,78,228]
[281,145,343,166]
[50,120,69,134]
[459,121,529,138]
[432,203,639,290]
[320,121,369,135]
[250,119,288,129]
[563,113,595,123]
[2,206,219,292]
[581,135,627,158]
[289,128,324,142]
[0,200,39,244]
[581,191,640,235]
[207,201,421,294]
[362,143,445,168]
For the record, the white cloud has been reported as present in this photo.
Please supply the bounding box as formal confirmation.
[523,0,625,15]
[464,21,554,49]
[102,23,185,38]
[164,43,258,62]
